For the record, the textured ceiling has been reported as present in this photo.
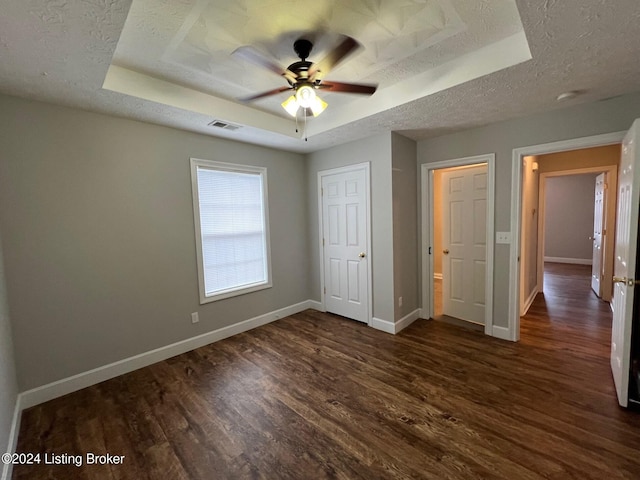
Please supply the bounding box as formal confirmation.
[1,1,639,153]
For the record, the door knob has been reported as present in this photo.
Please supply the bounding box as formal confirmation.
[359,252,366,258]
[443,249,450,255]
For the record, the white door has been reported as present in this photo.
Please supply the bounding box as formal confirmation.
[441,164,487,324]
[321,166,369,323]
[591,173,606,297]
[611,120,640,408]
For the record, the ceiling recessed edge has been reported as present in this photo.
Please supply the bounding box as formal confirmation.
[102,65,297,138]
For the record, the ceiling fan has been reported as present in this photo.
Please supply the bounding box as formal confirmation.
[232,36,377,118]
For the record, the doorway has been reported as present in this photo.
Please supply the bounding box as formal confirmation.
[421,154,495,336]
[519,146,620,318]
[510,132,625,341]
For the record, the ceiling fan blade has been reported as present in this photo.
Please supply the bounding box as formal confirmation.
[320,81,377,95]
[232,46,297,83]
[308,36,360,80]
[239,86,293,102]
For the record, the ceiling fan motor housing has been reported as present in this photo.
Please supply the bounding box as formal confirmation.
[293,39,313,60]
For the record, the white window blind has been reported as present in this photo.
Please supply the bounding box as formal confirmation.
[191,159,271,303]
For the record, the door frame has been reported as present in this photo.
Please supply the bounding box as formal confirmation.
[509,131,625,341]
[317,162,373,326]
[421,153,495,336]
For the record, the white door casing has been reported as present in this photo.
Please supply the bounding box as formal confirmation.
[510,131,626,342]
[320,164,370,323]
[441,164,488,325]
[611,120,640,408]
[591,173,606,297]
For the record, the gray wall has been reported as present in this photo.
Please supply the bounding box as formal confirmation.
[0,229,18,473]
[545,174,597,261]
[307,133,395,322]
[0,94,310,390]
[391,133,419,320]
[417,92,640,328]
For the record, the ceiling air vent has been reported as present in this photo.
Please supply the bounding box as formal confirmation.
[207,119,241,131]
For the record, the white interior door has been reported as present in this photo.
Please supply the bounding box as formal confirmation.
[321,167,369,323]
[611,119,640,408]
[441,164,487,324]
[591,173,605,297]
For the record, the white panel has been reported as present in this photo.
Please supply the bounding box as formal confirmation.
[450,201,463,244]
[327,182,339,198]
[474,199,487,245]
[346,203,359,247]
[473,173,487,191]
[347,260,360,303]
[345,180,358,196]
[449,176,463,194]
[329,205,340,246]
[450,258,464,300]
[474,260,486,305]
[330,258,341,299]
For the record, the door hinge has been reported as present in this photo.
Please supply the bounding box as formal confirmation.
[603,228,606,235]
[321,187,323,196]
[428,246,432,255]
[604,183,608,190]
[324,287,326,294]
[322,238,325,246]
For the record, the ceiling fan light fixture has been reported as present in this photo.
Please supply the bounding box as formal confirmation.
[310,95,328,117]
[281,95,299,116]
[296,85,316,108]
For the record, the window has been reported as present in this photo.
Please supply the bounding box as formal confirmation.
[190,158,271,303]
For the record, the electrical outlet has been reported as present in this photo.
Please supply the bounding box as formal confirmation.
[191,312,199,324]
[398,296,403,307]
[496,232,511,244]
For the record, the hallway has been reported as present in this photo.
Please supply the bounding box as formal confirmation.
[521,262,612,356]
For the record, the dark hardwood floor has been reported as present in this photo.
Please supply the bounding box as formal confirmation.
[13,263,640,479]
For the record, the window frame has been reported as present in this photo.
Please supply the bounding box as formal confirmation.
[190,158,272,304]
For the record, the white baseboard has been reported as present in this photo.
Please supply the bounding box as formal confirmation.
[20,300,316,410]
[492,325,512,341]
[544,256,592,265]
[1,396,22,480]
[395,309,421,333]
[521,286,539,316]
[433,273,443,280]
[372,309,421,335]
[307,300,325,312]
[371,317,396,334]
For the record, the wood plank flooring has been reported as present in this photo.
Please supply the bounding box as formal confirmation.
[13,263,640,479]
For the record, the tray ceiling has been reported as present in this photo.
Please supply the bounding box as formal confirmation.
[105,0,529,142]
[2,1,640,152]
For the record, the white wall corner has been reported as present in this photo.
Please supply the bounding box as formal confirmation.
[395,309,421,333]
[371,317,396,334]
[1,396,22,480]
[306,300,325,312]
[19,300,317,410]
[372,309,421,335]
